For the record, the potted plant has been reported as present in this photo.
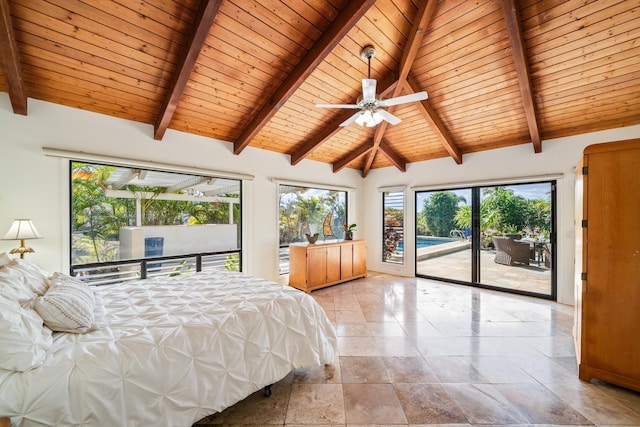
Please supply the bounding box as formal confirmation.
[343,223,356,240]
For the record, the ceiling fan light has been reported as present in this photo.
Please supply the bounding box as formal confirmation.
[371,110,384,126]
[354,110,383,127]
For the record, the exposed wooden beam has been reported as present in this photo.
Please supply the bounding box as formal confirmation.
[361,0,437,177]
[154,0,222,140]
[332,142,374,173]
[362,121,390,176]
[500,0,542,153]
[378,140,406,172]
[406,79,462,164]
[291,79,397,165]
[233,0,376,155]
[396,0,438,89]
[290,110,356,166]
[0,0,27,115]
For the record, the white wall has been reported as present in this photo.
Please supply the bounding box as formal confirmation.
[2,93,639,304]
[0,94,363,280]
[363,125,640,304]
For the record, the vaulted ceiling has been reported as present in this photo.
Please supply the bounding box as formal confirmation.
[1,0,638,176]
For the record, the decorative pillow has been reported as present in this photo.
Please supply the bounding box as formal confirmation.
[34,272,96,333]
[0,258,50,308]
[0,295,52,371]
[8,259,50,295]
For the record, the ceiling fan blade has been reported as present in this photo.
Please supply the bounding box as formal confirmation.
[315,103,360,109]
[379,91,428,107]
[339,111,361,127]
[362,78,377,102]
[377,109,401,125]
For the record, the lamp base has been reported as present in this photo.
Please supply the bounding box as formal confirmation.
[9,239,35,259]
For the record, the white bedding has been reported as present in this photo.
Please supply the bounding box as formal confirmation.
[0,269,337,426]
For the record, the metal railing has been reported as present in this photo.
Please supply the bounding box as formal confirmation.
[279,245,290,275]
[71,250,241,286]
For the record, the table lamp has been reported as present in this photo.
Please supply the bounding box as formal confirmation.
[2,219,42,258]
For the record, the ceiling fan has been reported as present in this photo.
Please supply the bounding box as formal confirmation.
[315,45,428,128]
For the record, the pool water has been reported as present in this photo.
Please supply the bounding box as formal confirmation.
[396,236,457,252]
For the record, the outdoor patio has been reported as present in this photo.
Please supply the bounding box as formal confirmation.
[416,244,551,295]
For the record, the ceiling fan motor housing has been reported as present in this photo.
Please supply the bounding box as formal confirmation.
[360,45,376,61]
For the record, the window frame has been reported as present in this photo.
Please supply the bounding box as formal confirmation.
[276,181,350,275]
[68,160,244,285]
[414,179,557,300]
[382,189,405,264]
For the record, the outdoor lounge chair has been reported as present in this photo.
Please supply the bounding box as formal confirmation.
[492,236,530,265]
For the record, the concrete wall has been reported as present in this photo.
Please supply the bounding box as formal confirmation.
[119,224,238,259]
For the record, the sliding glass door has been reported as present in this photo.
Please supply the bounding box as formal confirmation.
[415,181,556,299]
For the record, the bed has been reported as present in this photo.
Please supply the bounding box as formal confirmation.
[0,255,337,427]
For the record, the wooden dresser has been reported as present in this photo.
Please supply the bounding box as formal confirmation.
[574,138,640,392]
[289,240,366,293]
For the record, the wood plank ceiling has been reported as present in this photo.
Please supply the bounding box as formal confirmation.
[1,0,639,176]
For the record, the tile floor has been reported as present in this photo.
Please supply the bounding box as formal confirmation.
[194,273,640,426]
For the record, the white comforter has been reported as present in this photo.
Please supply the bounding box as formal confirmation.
[0,270,337,426]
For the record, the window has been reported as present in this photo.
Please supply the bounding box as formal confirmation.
[70,161,242,284]
[382,190,404,264]
[278,184,347,274]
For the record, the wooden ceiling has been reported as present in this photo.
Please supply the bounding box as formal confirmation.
[1,0,638,176]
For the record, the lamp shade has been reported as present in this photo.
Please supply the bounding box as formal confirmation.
[2,219,42,240]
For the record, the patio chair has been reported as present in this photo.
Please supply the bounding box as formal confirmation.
[504,233,522,241]
[492,236,530,265]
[543,242,551,268]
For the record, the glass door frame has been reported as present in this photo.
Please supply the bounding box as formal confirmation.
[415,180,557,300]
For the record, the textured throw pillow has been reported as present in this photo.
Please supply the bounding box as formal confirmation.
[0,295,53,371]
[34,272,96,333]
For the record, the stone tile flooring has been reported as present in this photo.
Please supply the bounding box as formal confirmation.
[194,273,640,426]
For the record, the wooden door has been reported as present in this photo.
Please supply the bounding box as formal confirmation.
[340,243,353,279]
[307,247,327,287]
[326,245,341,283]
[353,241,367,276]
[582,141,640,384]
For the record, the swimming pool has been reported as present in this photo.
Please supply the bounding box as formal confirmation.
[397,236,457,252]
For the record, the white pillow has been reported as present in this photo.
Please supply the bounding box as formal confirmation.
[0,252,11,267]
[0,258,50,307]
[0,295,52,371]
[34,272,96,333]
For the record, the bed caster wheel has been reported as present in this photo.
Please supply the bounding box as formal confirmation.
[263,384,272,397]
